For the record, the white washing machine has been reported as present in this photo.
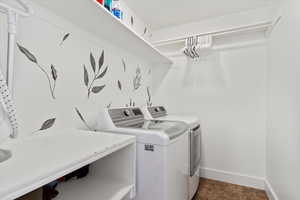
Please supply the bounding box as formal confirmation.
[142,106,201,200]
[95,107,189,200]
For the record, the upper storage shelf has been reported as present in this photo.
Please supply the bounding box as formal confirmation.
[30,0,172,65]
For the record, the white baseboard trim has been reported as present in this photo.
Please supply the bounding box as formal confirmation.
[265,180,279,200]
[200,167,266,190]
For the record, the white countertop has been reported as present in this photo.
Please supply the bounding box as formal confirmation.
[0,129,135,200]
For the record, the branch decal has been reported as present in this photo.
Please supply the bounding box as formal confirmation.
[83,50,108,98]
[17,43,57,99]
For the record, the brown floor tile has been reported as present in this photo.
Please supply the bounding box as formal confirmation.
[193,178,269,200]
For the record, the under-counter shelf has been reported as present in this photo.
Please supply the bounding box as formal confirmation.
[0,130,136,200]
[55,139,136,200]
[29,0,172,65]
[55,176,133,200]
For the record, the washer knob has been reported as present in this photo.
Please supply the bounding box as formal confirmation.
[124,110,131,117]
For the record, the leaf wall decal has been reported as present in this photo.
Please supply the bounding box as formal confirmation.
[131,16,134,26]
[133,66,142,90]
[118,80,122,90]
[84,51,108,98]
[75,108,85,122]
[147,87,151,104]
[39,118,56,131]
[51,65,58,81]
[75,108,93,131]
[98,51,104,72]
[96,66,108,79]
[122,59,126,72]
[107,102,112,108]
[17,43,38,63]
[136,67,141,74]
[92,85,106,94]
[60,33,70,46]
[90,53,96,73]
[143,27,147,35]
[83,65,89,87]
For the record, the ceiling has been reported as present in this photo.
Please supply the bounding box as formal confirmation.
[125,0,272,30]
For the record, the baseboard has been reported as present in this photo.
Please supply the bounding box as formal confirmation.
[200,167,266,190]
[265,180,279,200]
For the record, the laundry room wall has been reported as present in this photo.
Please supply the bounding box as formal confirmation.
[0,0,156,136]
[266,0,300,199]
[151,10,270,189]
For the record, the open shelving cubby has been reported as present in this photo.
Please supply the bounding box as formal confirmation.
[30,0,172,65]
[54,144,136,200]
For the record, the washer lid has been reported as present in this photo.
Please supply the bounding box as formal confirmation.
[145,106,199,127]
[119,120,188,140]
[158,115,199,127]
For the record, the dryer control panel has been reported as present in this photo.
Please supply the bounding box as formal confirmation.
[147,106,167,118]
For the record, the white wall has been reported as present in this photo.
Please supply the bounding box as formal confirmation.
[0,0,154,136]
[151,8,270,188]
[266,0,300,199]
[154,45,268,188]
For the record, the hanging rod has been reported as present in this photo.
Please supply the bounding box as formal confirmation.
[153,21,273,47]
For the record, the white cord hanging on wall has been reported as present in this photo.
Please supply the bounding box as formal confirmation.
[0,0,34,93]
[0,0,33,139]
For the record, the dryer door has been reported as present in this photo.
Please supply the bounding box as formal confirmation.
[190,124,201,176]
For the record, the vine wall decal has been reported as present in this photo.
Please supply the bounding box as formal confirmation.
[17,43,58,99]
[16,19,153,135]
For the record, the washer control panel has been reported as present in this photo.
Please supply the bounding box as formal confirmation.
[108,107,144,127]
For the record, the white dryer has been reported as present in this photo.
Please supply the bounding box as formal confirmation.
[95,107,189,200]
[142,106,201,200]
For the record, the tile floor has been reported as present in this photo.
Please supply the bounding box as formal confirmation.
[193,178,269,200]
